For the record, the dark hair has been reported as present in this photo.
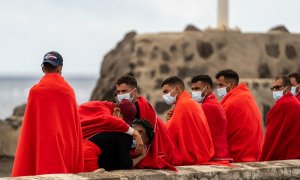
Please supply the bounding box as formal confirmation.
[161,76,185,90]
[116,75,137,89]
[191,75,213,88]
[288,72,300,84]
[215,69,239,85]
[43,62,58,72]
[275,74,291,86]
[132,119,154,144]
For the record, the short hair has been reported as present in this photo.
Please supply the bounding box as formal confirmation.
[43,62,58,72]
[191,75,213,88]
[275,74,291,86]
[288,72,300,84]
[116,75,137,89]
[215,69,239,85]
[161,76,185,90]
[132,119,154,144]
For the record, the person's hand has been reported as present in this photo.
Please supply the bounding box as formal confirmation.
[166,110,173,121]
[139,145,148,158]
[132,130,144,154]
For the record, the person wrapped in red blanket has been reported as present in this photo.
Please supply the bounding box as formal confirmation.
[260,75,300,161]
[12,51,83,177]
[79,99,146,171]
[215,69,263,162]
[190,75,232,162]
[161,76,214,166]
[288,72,300,101]
[115,75,176,171]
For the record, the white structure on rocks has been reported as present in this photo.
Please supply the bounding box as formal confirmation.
[218,0,229,29]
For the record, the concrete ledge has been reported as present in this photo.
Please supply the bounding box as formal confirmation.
[2,159,300,180]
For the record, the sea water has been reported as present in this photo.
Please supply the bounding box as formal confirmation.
[0,75,98,120]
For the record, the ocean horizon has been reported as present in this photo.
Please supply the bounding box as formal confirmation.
[0,74,98,120]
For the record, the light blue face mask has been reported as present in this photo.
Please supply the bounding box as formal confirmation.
[192,86,207,103]
[131,140,136,148]
[273,87,287,101]
[291,86,298,96]
[163,88,177,105]
[217,84,230,98]
[117,88,135,102]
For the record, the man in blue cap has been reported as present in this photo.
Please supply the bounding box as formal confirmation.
[12,51,84,176]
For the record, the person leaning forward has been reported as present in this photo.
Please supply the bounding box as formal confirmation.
[115,75,176,171]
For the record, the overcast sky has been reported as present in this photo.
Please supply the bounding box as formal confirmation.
[1,0,300,76]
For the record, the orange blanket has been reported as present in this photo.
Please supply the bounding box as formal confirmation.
[202,94,230,161]
[79,101,129,140]
[136,96,176,171]
[260,93,300,161]
[12,73,83,176]
[221,83,263,162]
[166,91,214,165]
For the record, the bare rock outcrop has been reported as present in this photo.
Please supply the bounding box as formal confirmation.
[0,121,20,157]
[91,31,137,102]
[91,29,300,122]
[0,104,25,157]
[269,25,290,33]
[184,24,201,32]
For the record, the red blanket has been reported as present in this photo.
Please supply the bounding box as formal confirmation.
[136,96,176,171]
[79,101,130,140]
[260,93,300,161]
[221,83,263,162]
[296,93,300,101]
[12,74,83,176]
[166,91,214,165]
[202,94,230,161]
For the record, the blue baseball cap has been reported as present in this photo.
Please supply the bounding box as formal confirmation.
[41,51,63,67]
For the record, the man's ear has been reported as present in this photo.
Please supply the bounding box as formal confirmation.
[57,66,62,75]
[42,66,45,73]
[176,86,183,93]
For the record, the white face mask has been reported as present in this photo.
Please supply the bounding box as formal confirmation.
[117,88,135,102]
[273,87,287,101]
[192,86,207,103]
[291,86,298,96]
[217,84,230,98]
[163,87,177,105]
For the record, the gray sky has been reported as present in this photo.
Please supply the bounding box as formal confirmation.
[0,0,300,76]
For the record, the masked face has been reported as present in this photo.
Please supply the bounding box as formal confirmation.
[217,84,230,98]
[117,88,135,102]
[162,87,177,105]
[192,86,207,103]
[273,86,287,101]
[291,86,298,96]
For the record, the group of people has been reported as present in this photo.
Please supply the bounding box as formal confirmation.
[11,51,300,177]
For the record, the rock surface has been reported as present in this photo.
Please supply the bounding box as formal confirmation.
[0,104,25,158]
[269,25,290,33]
[184,24,201,32]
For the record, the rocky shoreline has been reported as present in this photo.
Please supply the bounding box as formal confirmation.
[0,104,25,177]
[0,156,14,177]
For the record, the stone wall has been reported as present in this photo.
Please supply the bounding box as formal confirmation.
[91,30,300,122]
[2,159,300,179]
